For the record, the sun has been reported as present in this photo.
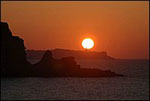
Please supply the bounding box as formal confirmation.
[82,38,94,50]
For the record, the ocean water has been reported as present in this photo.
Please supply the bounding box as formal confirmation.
[1,59,149,100]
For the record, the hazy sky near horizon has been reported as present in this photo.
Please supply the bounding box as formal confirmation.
[1,1,149,59]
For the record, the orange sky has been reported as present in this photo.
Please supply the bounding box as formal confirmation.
[1,1,149,59]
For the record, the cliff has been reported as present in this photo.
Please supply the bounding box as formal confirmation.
[1,22,123,77]
[1,22,32,77]
[26,49,114,60]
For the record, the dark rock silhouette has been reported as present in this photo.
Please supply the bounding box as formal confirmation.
[33,50,123,77]
[1,22,32,77]
[33,50,81,77]
[26,49,115,60]
[51,48,114,59]
[1,22,123,77]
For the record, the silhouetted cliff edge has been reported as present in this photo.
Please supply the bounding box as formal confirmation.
[1,22,32,77]
[1,22,123,77]
[26,49,114,60]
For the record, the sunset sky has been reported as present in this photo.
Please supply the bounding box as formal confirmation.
[1,1,149,59]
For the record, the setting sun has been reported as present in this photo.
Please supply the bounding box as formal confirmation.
[82,38,94,50]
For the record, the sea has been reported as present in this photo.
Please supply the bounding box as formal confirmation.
[1,59,149,100]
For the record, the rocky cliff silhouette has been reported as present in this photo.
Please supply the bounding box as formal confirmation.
[1,22,32,77]
[26,49,114,60]
[1,22,123,77]
[33,50,122,77]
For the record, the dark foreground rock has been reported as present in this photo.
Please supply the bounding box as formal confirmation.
[1,22,123,77]
[1,22,32,77]
[33,50,123,77]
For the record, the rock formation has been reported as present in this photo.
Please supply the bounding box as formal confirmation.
[1,22,123,77]
[51,48,114,59]
[26,49,115,60]
[33,50,123,77]
[33,50,80,76]
[1,22,32,77]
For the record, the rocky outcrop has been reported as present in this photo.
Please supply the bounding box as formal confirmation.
[33,50,81,76]
[33,50,123,77]
[51,48,114,59]
[26,49,114,60]
[1,22,32,77]
[1,22,123,77]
